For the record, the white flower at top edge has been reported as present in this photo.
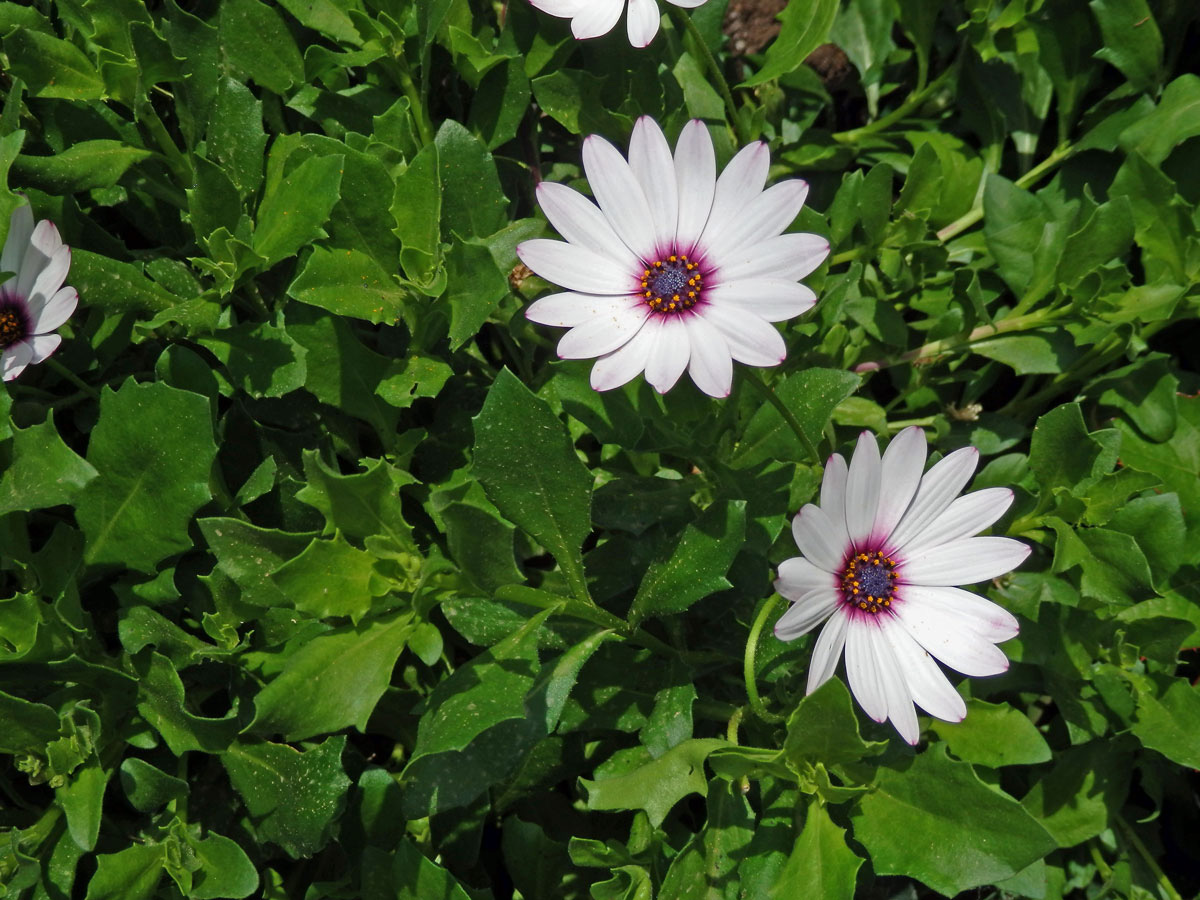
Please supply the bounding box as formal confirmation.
[774,426,1031,745]
[529,0,709,48]
[518,117,829,398]
[0,202,78,382]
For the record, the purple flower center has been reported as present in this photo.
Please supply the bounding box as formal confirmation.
[0,294,29,350]
[640,254,702,314]
[840,550,898,615]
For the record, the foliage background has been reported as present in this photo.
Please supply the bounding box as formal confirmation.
[2,0,1200,897]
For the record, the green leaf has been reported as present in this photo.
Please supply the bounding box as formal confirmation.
[221,736,351,858]
[931,699,1052,767]
[580,739,728,829]
[434,120,509,239]
[76,381,217,573]
[1119,73,1200,164]
[0,689,60,753]
[982,174,1053,297]
[1091,354,1178,443]
[1021,741,1132,846]
[136,652,239,755]
[473,369,593,601]
[199,518,316,608]
[69,250,181,315]
[2,28,105,99]
[0,414,97,515]
[771,801,863,899]
[119,758,189,813]
[295,451,414,552]
[207,77,266,199]
[1029,403,1117,495]
[391,839,473,900]
[1115,395,1200,533]
[250,612,414,741]
[196,319,308,398]
[1131,676,1200,768]
[445,235,510,349]
[252,154,343,268]
[270,533,383,623]
[287,245,408,324]
[782,678,887,769]
[218,0,304,94]
[84,842,166,900]
[13,141,151,193]
[734,369,861,467]
[629,501,746,626]
[1090,0,1163,92]
[391,141,442,286]
[851,745,1057,895]
[741,0,839,86]
[188,832,259,900]
[972,331,1082,375]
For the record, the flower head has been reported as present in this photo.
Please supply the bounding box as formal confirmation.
[774,427,1030,744]
[518,117,828,397]
[0,203,78,382]
[529,0,709,48]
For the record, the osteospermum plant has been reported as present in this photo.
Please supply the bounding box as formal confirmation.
[3,2,1200,900]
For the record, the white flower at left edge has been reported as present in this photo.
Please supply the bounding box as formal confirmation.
[773,426,1031,745]
[529,0,709,48]
[0,203,78,382]
[518,117,829,398]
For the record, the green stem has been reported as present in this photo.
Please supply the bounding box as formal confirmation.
[670,6,750,144]
[742,369,821,464]
[46,358,100,399]
[1115,814,1182,900]
[936,142,1075,243]
[744,594,786,723]
[853,308,1068,373]
[832,66,955,145]
[139,103,193,188]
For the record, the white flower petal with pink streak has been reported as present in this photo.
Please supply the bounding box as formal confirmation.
[518,117,828,397]
[1,202,79,381]
[774,426,1029,744]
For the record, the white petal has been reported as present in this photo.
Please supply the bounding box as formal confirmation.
[536,182,640,270]
[666,0,706,7]
[898,488,1015,557]
[892,599,1011,677]
[709,180,809,255]
[528,0,588,14]
[28,244,70,306]
[774,587,839,641]
[872,426,928,544]
[625,0,660,46]
[582,135,658,260]
[806,609,850,694]
[590,323,657,391]
[642,315,690,393]
[844,622,887,722]
[820,453,850,541]
[844,431,882,547]
[900,536,1031,586]
[700,304,785,366]
[882,616,967,723]
[1,203,34,277]
[898,584,1019,644]
[517,239,635,295]
[683,313,731,397]
[1,341,33,381]
[27,333,62,365]
[526,291,638,327]
[705,279,816,323]
[886,447,979,551]
[869,625,919,744]
[628,117,679,241]
[31,286,78,334]
[557,302,650,359]
[696,142,769,252]
[569,0,623,38]
[673,121,716,254]
[16,220,61,299]
[775,555,835,601]
[790,503,847,573]
[714,232,830,284]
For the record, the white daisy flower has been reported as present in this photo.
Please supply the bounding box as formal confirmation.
[529,0,709,48]
[518,117,829,398]
[0,203,79,382]
[774,426,1030,745]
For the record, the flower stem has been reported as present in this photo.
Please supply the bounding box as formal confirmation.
[744,593,786,723]
[1115,814,1182,900]
[831,66,955,145]
[742,369,821,464]
[935,142,1075,243]
[46,358,100,399]
[852,308,1067,373]
[670,6,750,144]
